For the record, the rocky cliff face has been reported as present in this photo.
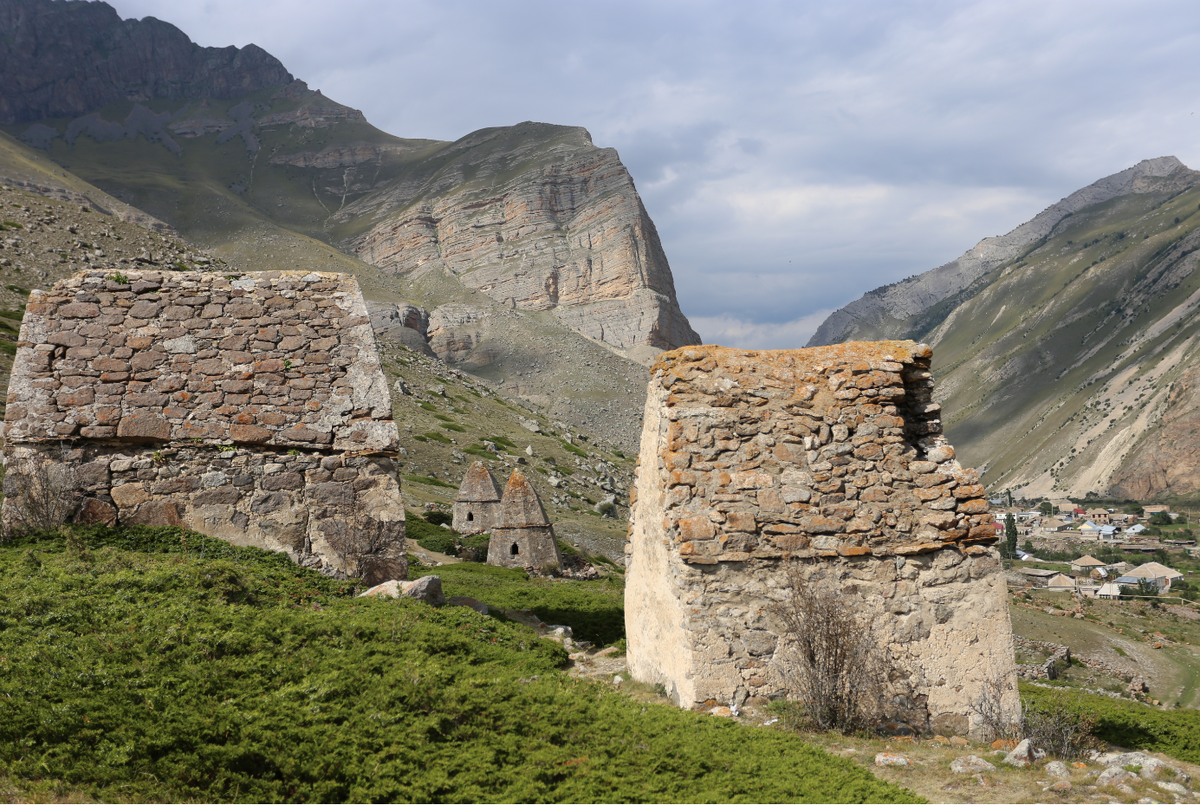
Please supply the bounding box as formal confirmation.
[808,157,1199,347]
[0,0,292,124]
[814,157,1200,500]
[346,123,700,357]
[0,0,701,436]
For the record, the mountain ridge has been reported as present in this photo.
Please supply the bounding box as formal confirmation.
[0,0,292,124]
[808,156,1199,348]
[810,156,1200,500]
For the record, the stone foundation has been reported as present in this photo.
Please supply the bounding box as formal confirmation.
[625,342,1019,737]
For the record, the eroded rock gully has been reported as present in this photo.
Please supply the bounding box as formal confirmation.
[625,341,1019,737]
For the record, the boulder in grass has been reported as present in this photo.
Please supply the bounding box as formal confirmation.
[1002,739,1045,767]
[874,753,912,768]
[359,575,446,606]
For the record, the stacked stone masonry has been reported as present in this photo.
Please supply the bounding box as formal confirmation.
[487,469,562,569]
[2,269,405,577]
[625,342,1020,737]
[451,462,562,569]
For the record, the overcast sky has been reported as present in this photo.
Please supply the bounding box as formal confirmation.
[108,0,1200,348]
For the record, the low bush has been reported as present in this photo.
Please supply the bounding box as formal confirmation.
[424,511,453,527]
[405,516,459,555]
[1022,684,1200,764]
[410,563,626,646]
[457,532,490,562]
[0,527,918,803]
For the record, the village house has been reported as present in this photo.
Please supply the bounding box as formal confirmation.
[1118,561,1184,592]
[1071,555,1106,574]
[1045,572,1077,592]
[1085,508,1111,524]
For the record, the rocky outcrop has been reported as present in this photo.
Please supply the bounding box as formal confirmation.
[0,0,292,125]
[347,123,701,357]
[2,268,405,577]
[625,341,1018,737]
[808,157,1200,347]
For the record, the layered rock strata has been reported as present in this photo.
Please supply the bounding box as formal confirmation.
[625,341,1018,737]
[487,470,561,569]
[2,269,404,577]
[348,124,701,357]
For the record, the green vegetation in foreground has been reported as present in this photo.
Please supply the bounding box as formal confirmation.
[411,562,627,646]
[0,526,918,803]
[1022,684,1200,763]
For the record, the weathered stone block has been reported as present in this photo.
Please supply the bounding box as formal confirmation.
[626,342,1016,739]
[2,270,406,581]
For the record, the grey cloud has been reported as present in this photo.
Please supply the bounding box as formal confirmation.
[109,0,1200,348]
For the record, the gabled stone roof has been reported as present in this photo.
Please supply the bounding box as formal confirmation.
[497,470,549,528]
[456,461,501,502]
[5,270,396,453]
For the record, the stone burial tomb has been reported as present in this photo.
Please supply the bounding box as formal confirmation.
[2,269,406,581]
[451,461,562,569]
[625,342,1019,737]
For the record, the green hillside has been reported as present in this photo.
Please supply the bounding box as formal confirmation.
[906,173,1200,500]
[0,525,919,804]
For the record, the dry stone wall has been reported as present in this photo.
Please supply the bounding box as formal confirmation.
[3,269,404,577]
[625,342,1019,737]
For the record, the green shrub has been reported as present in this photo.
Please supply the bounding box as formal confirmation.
[405,515,459,554]
[424,510,453,526]
[458,533,491,562]
[422,431,451,444]
[462,445,494,459]
[440,423,466,432]
[0,527,918,803]
[1022,684,1200,763]
[560,439,588,457]
[412,563,626,646]
[403,474,455,489]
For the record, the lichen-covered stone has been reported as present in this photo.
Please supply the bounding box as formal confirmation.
[2,270,405,578]
[487,469,561,569]
[452,461,502,534]
[625,341,1019,737]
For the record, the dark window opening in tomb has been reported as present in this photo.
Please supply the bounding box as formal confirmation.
[510,543,519,556]
[467,511,474,522]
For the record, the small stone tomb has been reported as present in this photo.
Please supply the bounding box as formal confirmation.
[625,342,1019,737]
[452,462,561,569]
[2,269,405,580]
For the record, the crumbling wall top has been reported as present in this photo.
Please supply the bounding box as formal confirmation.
[641,340,992,564]
[5,270,396,453]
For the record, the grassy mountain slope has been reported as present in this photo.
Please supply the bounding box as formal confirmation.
[0,525,918,803]
[926,171,1200,500]
[810,157,1200,501]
